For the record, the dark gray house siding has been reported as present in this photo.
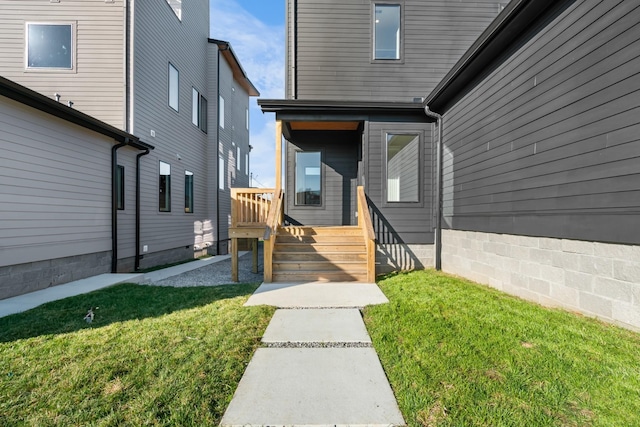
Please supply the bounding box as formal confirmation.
[287,0,504,102]
[440,0,640,244]
[426,0,640,330]
[285,131,359,226]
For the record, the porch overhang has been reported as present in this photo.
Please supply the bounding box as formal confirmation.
[258,99,427,139]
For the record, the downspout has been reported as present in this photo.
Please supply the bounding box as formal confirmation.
[215,47,223,255]
[111,139,129,273]
[135,147,150,271]
[424,106,443,270]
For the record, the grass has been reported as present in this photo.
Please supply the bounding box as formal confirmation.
[364,270,640,427]
[0,283,274,426]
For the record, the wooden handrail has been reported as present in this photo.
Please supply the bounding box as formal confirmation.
[263,188,284,282]
[357,186,376,282]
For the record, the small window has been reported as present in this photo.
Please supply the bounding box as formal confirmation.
[165,0,182,20]
[219,96,225,129]
[184,171,193,213]
[246,108,249,130]
[237,146,241,171]
[386,134,419,202]
[374,4,401,60]
[295,152,321,206]
[159,161,171,212]
[245,153,249,175]
[168,63,179,111]
[192,88,208,133]
[26,23,74,69]
[218,156,225,190]
[116,165,125,210]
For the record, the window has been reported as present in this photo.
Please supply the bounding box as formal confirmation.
[245,153,249,175]
[168,63,179,111]
[165,0,182,20]
[116,165,125,210]
[26,23,74,69]
[184,171,193,213]
[218,156,225,190]
[219,96,225,129]
[237,146,241,171]
[374,4,400,60]
[192,88,208,132]
[295,152,321,206]
[246,108,249,130]
[386,134,419,202]
[159,161,171,212]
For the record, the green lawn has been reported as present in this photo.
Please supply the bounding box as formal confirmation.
[0,283,274,426]
[364,270,640,427]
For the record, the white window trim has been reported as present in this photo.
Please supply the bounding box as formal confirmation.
[25,21,76,72]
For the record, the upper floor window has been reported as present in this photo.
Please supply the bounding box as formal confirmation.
[374,4,400,60]
[168,63,179,111]
[26,23,74,70]
[166,0,182,20]
[219,96,225,129]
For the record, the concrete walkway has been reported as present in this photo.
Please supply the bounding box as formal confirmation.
[0,253,244,318]
[221,282,405,426]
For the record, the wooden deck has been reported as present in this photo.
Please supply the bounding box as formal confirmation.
[230,186,376,283]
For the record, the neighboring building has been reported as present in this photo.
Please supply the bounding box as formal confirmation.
[0,1,258,298]
[261,0,503,273]
[0,77,152,299]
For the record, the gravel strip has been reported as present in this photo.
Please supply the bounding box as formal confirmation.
[144,250,263,287]
[262,342,373,348]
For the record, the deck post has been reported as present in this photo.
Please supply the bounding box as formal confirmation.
[231,238,238,282]
[252,238,258,274]
[275,120,282,190]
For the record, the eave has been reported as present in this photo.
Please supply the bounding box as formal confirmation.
[209,38,260,97]
[0,76,153,150]
[424,0,563,114]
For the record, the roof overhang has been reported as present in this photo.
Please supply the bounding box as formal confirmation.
[258,99,427,138]
[424,0,569,114]
[0,76,153,150]
[209,38,260,97]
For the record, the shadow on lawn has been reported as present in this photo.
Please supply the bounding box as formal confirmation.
[0,283,259,343]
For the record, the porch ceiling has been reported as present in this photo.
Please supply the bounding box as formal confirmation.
[288,121,361,131]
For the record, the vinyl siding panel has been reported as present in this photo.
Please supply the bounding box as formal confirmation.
[132,0,211,259]
[0,96,118,267]
[442,0,640,244]
[0,0,126,128]
[292,0,503,101]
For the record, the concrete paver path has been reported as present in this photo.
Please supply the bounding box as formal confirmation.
[221,282,405,426]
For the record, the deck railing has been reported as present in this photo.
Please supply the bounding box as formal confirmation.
[230,188,275,227]
[357,186,376,282]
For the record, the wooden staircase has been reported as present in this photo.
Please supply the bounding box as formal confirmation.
[271,226,370,282]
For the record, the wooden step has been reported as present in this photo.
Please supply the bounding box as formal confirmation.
[276,234,365,244]
[273,251,367,262]
[272,271,369,282]
[272,261,367,272]
[279,226,363,236]
[274,242,366,252]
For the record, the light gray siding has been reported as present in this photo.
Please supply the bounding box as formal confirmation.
[290,0,503,102]
[0,0,126,128]
[442,0,640,244]
[131,0,211,265]
[0,95,136,298]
